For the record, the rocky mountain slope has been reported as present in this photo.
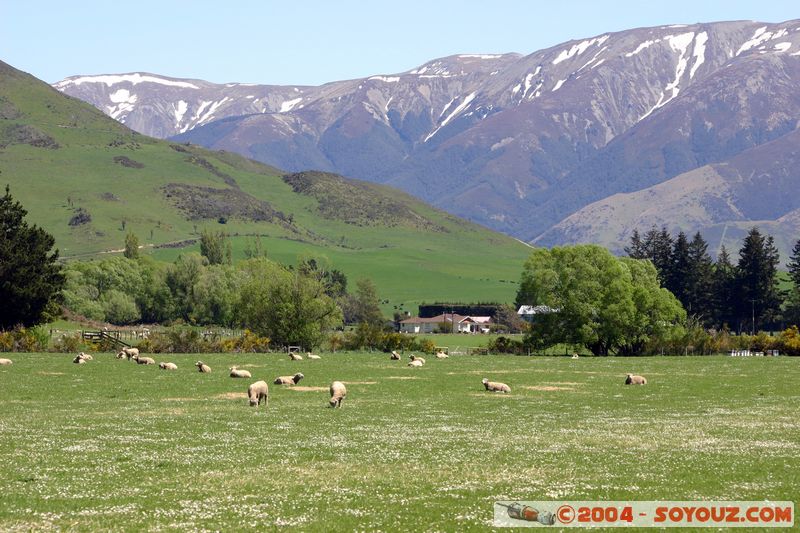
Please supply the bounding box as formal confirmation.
[55,20,800,254]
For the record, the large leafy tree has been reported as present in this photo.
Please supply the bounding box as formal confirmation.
[517,245,685,356]
[0,185,65,328]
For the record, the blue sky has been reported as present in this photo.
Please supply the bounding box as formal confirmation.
[2,0,797,85]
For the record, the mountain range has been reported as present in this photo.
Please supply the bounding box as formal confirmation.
[55,19,800,258]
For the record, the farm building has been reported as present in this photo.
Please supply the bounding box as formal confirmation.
[399,313,492,334]
[517,305,559,323]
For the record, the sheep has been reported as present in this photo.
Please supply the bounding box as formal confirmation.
[77,352,93,361]
[288,352,303,361]
[435,351,449,359]
[482,378,511,393]
[273,372,304,385]
[195,361,212,373]
[329,381,347,408]
[0,358,12,366]
[134,355,155,365]
[159,362,178,370]
[306,353,321,360]
[409,354,426,365]
[248,380,269,407]
[73,355,87,364]
[625,374,647,385]
[115,350,126,359]
[120,347,139,360]
[390,351,401,360]
[407,360,424,367]
[229,366,252,378]
[571,353,579,359]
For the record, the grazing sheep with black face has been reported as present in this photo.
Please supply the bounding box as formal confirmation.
[159,362,178,370]
[482,378,510,393]
[229,366,252,378]
[248,381,269,407]
[195,361,211,373]
[0,358,12,366]
[625,374,647,385]
[273,372,304,385]
[329,381,347,408]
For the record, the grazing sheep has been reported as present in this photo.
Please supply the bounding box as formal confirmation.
[273,372,304,385]
[0,358,12,366]
[482,378,511,393]
[248,380,269,407]
[195,361,212,373]
[306,353,321,360]
[288,352,303,361]
[159,362,178,370]
[229,366,252,378]
[73,355,87,364]
[390,351,401,360]
[407,360,424,367]
[435,351,449,359]
[77,352,93,361]
[134,355,155,365]
[625,374,647,385]
[571,353,579,359]
[329,381,347,408]
[409,354,426,365]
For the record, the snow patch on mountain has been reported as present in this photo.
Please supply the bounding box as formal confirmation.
[280,97,303,113]
[774,42,792,52]
[736,26,790,55]
[425,92,476,142]
[55,73,199,90]
[625,39,660,57]
[690,31,708,78]
[173,100,188,129]
[369,76,400,83]
[552,79,566,91]
[552,35,609,65]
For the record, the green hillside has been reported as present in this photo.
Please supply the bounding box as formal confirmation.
[0,60,531,312]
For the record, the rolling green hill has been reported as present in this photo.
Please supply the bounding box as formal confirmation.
[0,60,531,313]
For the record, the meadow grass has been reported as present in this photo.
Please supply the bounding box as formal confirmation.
[0,353,798,531]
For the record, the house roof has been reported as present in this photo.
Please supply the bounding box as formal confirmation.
[459,316,492,324]
[400,313,467,324]
[517,305,559,315]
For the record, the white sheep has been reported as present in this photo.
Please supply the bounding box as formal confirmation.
[115,350,126,359]
[248,380,269,407]
[625,374,647,385]
[229,366,252,378]
[195,361,212,373]
[329,381,347,408]
[121,347,139,360]
[482,378,511,393]
[407,360,423,367]
[571,353,579,359]
[77,352,93,361]
[390,351,401,360]
[0,358,12,366]
[409,354,426,365]
[306,353,321,360]
[435,351,449,359]
[288,352,303,361]
[73,355,87,364]
[134,355,155,365]
[159,362,178,370]
[274,372,304,385]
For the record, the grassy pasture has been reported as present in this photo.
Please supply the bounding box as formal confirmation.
[0,353,798,531]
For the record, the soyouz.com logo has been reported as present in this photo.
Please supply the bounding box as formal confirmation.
[493,501,794,528]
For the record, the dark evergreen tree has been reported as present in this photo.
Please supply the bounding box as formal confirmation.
[735,227,782,333]
[624,229,646,259]
[667,231,691,304]
[685,232,715,323]
[712,246,737,329]
[783,239,800,326]
[0,185,65,328]
[788,239,800,288]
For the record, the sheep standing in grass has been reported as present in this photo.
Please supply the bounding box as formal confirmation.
[306,353,321,360]
[0,358,12,366]
[390,351,401,360]
[159,362,178,370]
[120,347,139,360]
[248,380,269,407]
[409,354,426,365]
[274,373,304,385]
[625,374,647,385]
[435,351,448,359]
[482,378,511,393]
[134,355,155,365]
[195,361,212,373]
[288,352,303,361]
[329,381,347,408]
[408,360,423,367]
[229,366,252,378]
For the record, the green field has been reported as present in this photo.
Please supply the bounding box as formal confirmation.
[1,353,797,531]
